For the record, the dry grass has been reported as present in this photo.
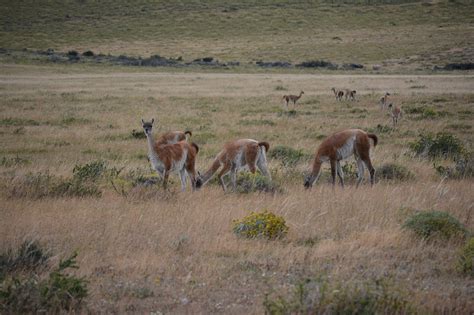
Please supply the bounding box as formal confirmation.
[0,64,473,313]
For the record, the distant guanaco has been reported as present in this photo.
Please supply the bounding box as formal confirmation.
[282,91,304,108]
[142,119,199,191]
[345,89,357,101]
[388,103,402,126]
[331,88,344,101]
[304,129,377,188]
[380,92,390,109]
[196,139,271,192]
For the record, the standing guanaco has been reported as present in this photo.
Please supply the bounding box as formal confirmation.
[196,139,271,192]
[304,129,377,188]
[331,88,344,101]
[282,91,304,108]
[388,103,402,126]
[380,92,390,109]
[346,89,357,101]
[142,119,199,191]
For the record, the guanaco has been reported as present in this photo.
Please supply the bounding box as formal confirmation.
[346,89,356,101]
[156,130,192,146]
[331,88,344,101]
[196,139,271,192]
[304,129,377,188]
[388,103,402,126]
[282,91,304,108]
[380,92,390,109]
[142,119,199,191]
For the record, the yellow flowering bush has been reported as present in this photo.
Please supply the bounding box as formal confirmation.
[232,211,289,240]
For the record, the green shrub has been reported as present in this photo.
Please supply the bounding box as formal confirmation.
[410,132,464,159]
[269,145,307,167]
[72,160,107,182]
[233,210,289,240]
[368,124,392,134]
[457,238,474,276]
[378,163,414,181]
[0,240,50,280]
[131,129,146,139]
[278,110,297,117]
[403,211,467,240]
[0,156,30,167]
[275,85,287,91]
[264,278,414,315]
[0,252,87,313]
[236,172,280,194]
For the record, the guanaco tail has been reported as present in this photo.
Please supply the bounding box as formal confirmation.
[282,91,304,108]
[196,139,271,192]
[142,119,199,191]
[304,129,377,188]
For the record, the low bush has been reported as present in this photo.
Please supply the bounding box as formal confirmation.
[131,129,146,139]
[403,211,467,240]
[457,238,474,276]
[72,160,107,182]
[233,210,288,240]
[269,145,307,167]
[0,240,50,280]
[378,163,415,181]
[435,152,474,179]
[0,252,88,313]
[410,132,464,159]
[263,278,414,314]
[236,172,281,194]
[0,156,30,167]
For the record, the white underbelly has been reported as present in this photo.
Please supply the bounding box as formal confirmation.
[336,137,356,160]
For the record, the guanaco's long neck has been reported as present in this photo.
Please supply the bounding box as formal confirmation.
[146,133,160,164]
[200,158,222,185]
[308,157,322,185]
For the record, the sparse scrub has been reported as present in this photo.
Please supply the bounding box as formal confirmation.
[457,238,474,276]
[410,132,464,159]
[131,129,146,139]
[0,117,41,126]
[0,240,50,280]
[233,210,288,240]
[403,211,468,240]
[0,156,30,167]
[435,152,474,179]
[378,163,415,181]
[0,252,88,313]
[264,278,414,315]
[236,172,281,194]
[268,145,307,167]
[368,124,393,134]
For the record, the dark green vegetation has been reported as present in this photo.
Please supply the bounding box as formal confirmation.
[377,163,414,181]
[410,132,465,159]
[0,242,88,313]
[264,278,414,314]
[1,0,473,71]
[457,238,474,276]
[403,211,468,240]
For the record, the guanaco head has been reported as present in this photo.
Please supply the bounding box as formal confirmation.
[303,174,313,189]
[300,91,305,95]
[385,92,391,96]
[388,103,393,109]
[195,171,203,189]
[141,118,155,136]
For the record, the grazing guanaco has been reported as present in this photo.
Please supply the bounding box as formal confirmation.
[346,90,356,101]
[304,129,377,188]
[282,91,304,108]
[142,119,199,191]
[380,92,390,109]
[195,139,271,192]
[331,88,344,101]
[156,130,192,146]
[388,103,402,126]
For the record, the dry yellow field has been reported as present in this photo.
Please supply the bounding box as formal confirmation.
[1,64,473,313]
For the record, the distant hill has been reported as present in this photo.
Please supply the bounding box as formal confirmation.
[0,0,472,70]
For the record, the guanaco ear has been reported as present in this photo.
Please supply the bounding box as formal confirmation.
[198,171,201,176]
[151,118,155,124]
[141,118,145,125]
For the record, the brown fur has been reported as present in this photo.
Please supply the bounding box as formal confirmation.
[380,92,390,109]
[388,103,402,126]
[156,130,192,146]
[331,88,344,101]
[282,91,304,108]
[196,139,271,191]
[304,129,377,188]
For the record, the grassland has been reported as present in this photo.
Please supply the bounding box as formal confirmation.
[0,63,473,313]
[1,0,474,71]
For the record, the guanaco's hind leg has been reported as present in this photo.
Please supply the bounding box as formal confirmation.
[336,161,345,188]
[217,162,231,192]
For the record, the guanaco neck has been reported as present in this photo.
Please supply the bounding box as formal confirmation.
[199,158,221,185]
[146,132,161,166]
